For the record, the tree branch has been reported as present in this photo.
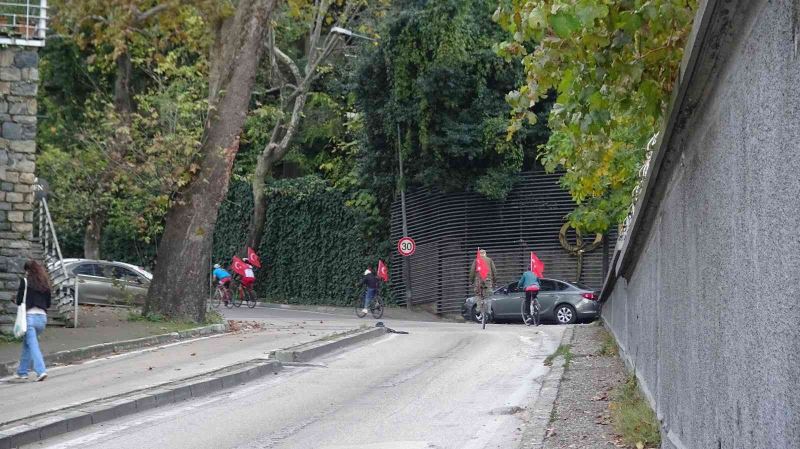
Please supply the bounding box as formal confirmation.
[135,3,173,23]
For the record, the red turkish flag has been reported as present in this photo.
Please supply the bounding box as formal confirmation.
[530,252,544,278]
[231,256,248,277]
[475,249,489,281]
[377,259,389,282]
[247,247,261,268]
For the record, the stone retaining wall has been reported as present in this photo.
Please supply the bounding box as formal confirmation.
[0,47,38,331]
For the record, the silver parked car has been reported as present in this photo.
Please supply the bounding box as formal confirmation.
[461,278,600,324]
[62,259,152,305]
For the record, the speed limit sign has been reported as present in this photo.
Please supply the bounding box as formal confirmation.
[397,237,416,257]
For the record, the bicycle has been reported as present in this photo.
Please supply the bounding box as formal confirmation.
[355,288,384,319]
[521,290,540,326]
[476,289,488,330]
[210,283,231,308]
[229,278,257,309]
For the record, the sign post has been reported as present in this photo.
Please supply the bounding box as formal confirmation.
[397,237,415,310]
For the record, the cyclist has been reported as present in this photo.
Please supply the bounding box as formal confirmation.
[469,249,497,321]
[212,264,232,305]
[361,267,379,315]
[518,268,541,326]
[241,258,257,291]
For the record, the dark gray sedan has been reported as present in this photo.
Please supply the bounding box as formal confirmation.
[62,259,152,305]
[460,278,600,324]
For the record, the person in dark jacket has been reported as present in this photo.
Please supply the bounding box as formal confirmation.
[362,268,379,315]
[13,260,52,381]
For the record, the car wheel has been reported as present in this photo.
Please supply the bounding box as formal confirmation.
[555,304,577,324]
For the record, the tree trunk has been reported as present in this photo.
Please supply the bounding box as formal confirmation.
[246,155,272,251]
[83,213,104,260]
[246,91,309,250]
[145,0,276,322]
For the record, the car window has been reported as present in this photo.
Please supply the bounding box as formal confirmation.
[572,281,592,290]
[72,264,98,276]
[539,279,557,292]
[112,266,141,282]
[553,281,570,291]
[506,282,521,293]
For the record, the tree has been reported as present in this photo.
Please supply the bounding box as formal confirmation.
[245,0,387,251]
[353,0,552,225]
[50,0,212,258]
[144,0,277,322]
[495,0,697,232]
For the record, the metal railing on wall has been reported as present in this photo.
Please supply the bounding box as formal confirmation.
[0,0,48,47]
[389,170,615,314]
[33,181,76,326]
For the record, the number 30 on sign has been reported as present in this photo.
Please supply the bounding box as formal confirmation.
[397,237,416,257]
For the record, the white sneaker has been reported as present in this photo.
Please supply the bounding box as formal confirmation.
[11,374,27,382]
[36,373,48,382]
[362,308,369,314]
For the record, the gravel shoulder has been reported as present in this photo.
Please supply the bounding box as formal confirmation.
[542,324,627,449]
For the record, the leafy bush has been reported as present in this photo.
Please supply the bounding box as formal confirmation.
[213,176,387,306]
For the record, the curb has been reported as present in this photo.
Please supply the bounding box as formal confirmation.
[0,359,280,449]
[0,323,229,377]
[271,327,387,363]
[519,326,575,449]
[0,324,391,448]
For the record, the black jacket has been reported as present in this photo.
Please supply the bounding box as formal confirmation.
[362,272,379,289]
[16,278,52,311]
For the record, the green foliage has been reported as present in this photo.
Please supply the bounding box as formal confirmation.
[495,0,698,232]
[611,375,662,448]
[213,177,387,306]
[355,0,552,226]
[38,7,209,264]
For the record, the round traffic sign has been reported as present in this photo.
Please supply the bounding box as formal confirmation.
[397,237,416,256]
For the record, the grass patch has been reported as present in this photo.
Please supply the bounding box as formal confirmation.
[598,328,619,357]
[126,310,211,333]
[544,344,573,367]
[610,375,661,448]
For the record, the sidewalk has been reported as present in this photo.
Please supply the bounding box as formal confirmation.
[537,324,628,449]
[0,306,203,364]
[0,320,357,427]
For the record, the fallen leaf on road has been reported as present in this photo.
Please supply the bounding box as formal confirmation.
[636,443,645,449]
[148,367,153,370]
[190,353,196,356]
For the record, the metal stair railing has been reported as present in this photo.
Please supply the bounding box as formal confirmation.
[33,182,76,327]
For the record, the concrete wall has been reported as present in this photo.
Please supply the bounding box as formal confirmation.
[0,47,38,331]
[602,1,800,448]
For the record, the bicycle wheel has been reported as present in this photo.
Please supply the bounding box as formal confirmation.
[224,288,234,309]
[245,288,257,309]
[371,297,384,319]
[211,288,222,308]
[522,296,533,326]
[232,286,243,308]
[355,292,367,318]
[481,299,487,330]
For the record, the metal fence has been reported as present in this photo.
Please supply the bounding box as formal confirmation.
[389,170,615,314]
[0,0,48,46]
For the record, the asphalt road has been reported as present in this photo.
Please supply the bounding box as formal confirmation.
[27,318,566,449]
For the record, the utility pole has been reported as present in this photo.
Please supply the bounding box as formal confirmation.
[398,123,413,310]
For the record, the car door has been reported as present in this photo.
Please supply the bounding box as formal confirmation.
[492,282,525,318]
[535,279,559,317]
[109,265,148,305]
[71,263,108,303]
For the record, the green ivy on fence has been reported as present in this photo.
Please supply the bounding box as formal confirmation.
[213,176,390,306]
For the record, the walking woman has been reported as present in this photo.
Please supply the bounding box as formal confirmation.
[14,260,51,381]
